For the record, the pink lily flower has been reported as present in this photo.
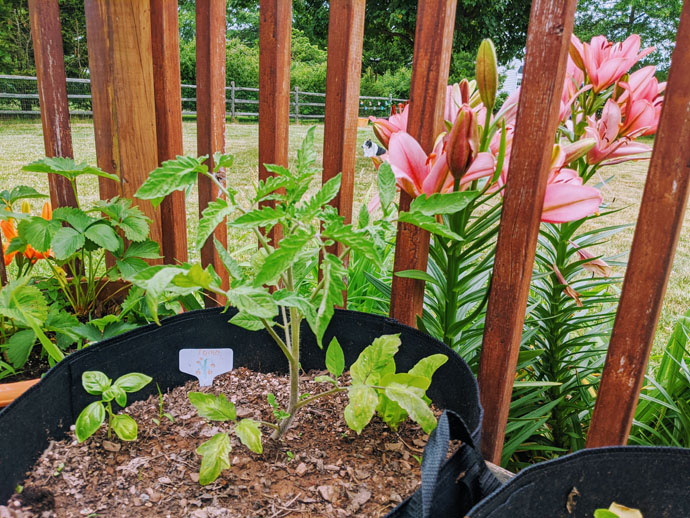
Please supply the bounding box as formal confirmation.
[541,146,603,224]
[387,131,451,197]
[386,130,496,198]
[569,240,612,277]
[542,173,602,224]
[616,66,665,105]
[369,104,409,148]
[616,69,664,137]
[560,56,591,122]
[445,82,463,124]
[584,100,652,165]
[494,89,520,127]
[570,34,655,93]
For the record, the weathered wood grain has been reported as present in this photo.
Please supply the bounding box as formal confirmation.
[477,0,577,464]
[258,0,292,246]
[587,2,690,448]
[322,0,366,252]
[150,0,188,264]
[28,0,78,209]
[389,0,457,327]
[84,0,119,205]
[84,0,162,248]
[196,0,229,305]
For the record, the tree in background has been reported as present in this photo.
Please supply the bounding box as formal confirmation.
[290,0,532,87]
[575,0,681,79]
[0,0,87,78]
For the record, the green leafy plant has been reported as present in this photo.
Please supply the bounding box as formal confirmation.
[0,277,78,369]
[346,164,397,316]
[629,309,690,448]
[75,370,152,442]
[152,383,174,426]
[11,158,162,318]
[187,391,263,484]
[188,334,446,485]
[134,128,447,485]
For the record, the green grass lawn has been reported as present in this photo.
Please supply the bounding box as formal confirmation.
[0,117,688,351]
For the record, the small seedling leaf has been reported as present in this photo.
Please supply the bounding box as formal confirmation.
[344,385,378,434]
[325,337,345,378]
[75,401,105,442]
[112,414,138,441]
[113,373,152,393]
[189,392,236,421]
[196,432,232,485]
[235,419,263,454]
[82,371,111,395]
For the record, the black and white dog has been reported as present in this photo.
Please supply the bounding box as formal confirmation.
[361,139,387,158]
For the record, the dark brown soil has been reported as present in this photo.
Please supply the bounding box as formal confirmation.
[3,367,435,517]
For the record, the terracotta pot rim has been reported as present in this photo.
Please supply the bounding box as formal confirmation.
[0,378,40,408]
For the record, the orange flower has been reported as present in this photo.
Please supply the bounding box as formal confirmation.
[1,219,19,266]
[0,201,53,266]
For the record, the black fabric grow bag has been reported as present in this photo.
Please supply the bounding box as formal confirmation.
[467,446,690,517]
[0,307,483,506]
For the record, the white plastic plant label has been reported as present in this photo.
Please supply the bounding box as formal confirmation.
[179,348,234,386]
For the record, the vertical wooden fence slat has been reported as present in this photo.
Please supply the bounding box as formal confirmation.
[389,0,457,327]
[84,0,162,247]
[258,0,292,246]
[476,0,577,464]
[27,0,78,209]
[150,0,188,264]
[84,0,119,204]
[196,0,229,305]
[322,0,366,255]
[0,247,6,286]
[587,3,690,448]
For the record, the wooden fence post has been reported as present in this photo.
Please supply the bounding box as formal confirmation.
[150,0,188,265]
[322,0,366,256]
[294,87,300,123]
[259,0,292,246]
[84,0,118,204]
[476,0,577,464]
[196,0,229,306]
[389,0,457,327]
[84,0,162,246]
[27,0,78,209]
[587,1,690,448]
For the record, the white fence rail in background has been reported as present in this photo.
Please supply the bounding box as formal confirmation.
[0,75,407,120]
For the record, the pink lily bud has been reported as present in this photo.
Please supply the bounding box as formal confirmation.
[562,138,596,164]
[476,39,498,111]
[569,35,586,71]
[369,103,409,148]
[552,264,583,307]
[569,241,612,277]
[446,106,477,180]
[460,79,471,105]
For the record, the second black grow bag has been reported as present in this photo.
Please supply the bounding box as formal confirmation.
[0,307,485,511]
[467,446,690,517]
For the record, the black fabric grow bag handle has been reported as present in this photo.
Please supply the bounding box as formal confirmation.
[387,410,502,518]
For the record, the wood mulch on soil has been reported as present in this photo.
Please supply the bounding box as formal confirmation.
[3,367,435,517]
